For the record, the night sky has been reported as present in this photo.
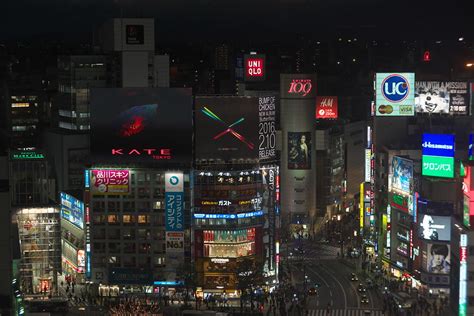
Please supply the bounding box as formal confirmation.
[1,0,473,42]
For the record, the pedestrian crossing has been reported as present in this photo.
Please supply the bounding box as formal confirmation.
[307,309,384,316]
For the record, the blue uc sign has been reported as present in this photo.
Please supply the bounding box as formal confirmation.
[382,74,409,102]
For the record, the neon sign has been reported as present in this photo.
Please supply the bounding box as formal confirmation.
[111,148,171,160]
[193,210,263,219]
[288,79,313,97]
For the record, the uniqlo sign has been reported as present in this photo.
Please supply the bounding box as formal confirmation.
[244,54,265,81]
[316,96,338,119]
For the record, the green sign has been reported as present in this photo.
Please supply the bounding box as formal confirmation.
[464,195,471,228]
[11,151,45,160]
[459,304,466,316]
[422,155,454,178]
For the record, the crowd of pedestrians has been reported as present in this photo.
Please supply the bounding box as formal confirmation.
[108,296,161,315]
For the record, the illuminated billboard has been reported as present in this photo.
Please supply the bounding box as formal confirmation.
[415,81,469,115]
[389,156,413,196]
[426,243,451,274]
[195,96,278,161]
[60,192,84,229]
[316,96,338,119]
[460,234,468,316]
[90,169,130,195]
[288,132,311,169]
[422,133,455,178]
[244,54,265,81]
[90,88,192,165]
[418,214,451,241]
[469,133,473,160]
[280,74,316,99]
[375,73,415,116]
[165,172,184,232]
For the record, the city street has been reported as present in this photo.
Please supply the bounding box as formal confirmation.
[281,240,384,316]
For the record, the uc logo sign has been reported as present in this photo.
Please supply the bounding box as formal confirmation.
[381,74,409,102]
[169,176,179,186]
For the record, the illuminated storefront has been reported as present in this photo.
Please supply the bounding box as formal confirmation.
[193,167,277,295]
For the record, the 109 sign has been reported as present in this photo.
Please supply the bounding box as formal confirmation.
[288,79,312,97]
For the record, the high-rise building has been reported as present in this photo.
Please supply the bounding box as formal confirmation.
[280,74,317,239]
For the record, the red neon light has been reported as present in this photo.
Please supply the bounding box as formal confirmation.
[423,51,431,62]
[288,79,313,97]
[460,247,467,262]
[246,58,264,77]
[120,115,145,137]
[316,96,338,119]
[111,148,172,160]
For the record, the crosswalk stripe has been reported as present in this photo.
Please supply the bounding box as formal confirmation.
[308,309,384,316]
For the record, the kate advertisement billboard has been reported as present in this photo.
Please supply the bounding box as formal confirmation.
[375,73,415,116]
[90,88,192,165]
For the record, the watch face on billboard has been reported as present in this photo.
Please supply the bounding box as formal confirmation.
[426,243,451,274]
[288,132,311,169]
[375,73,415,116]
[389,156,413,196]
[126,25,144,44]
[195,96,278,161]
[244,54,265,81]
[316,96,338,119]
[90,88,192,165]
[415,81,469,115]
[419,214,451,241]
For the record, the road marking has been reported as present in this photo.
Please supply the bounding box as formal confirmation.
[317,263,348,309]
[329,291,333,297]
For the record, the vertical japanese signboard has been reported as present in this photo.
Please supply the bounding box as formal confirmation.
[165,172,185,261]
[459,234,467,316]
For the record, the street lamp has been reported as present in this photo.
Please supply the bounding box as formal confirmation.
[466,63,473,68]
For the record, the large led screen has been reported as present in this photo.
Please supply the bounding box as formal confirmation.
[288,132,311,169]
[195,96,277,161]
[422,133,455,178]
[375,73,415,116]
[419,214,451,241]
[60,192,84,229]
[415,81,469,115]
[426,243,451,274]
[90,88,192,164]
[389,156,413,196]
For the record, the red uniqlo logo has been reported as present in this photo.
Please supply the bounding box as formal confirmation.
[316,96,338,119]
[246,58,264,77]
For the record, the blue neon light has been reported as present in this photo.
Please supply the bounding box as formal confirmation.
[154,281,183,286]
[193,210,263,219]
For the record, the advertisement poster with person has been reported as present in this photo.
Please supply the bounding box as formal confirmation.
[427,243,451,274]
[389,156,413,196]
[415,81,469,115]
[288,132,311,169]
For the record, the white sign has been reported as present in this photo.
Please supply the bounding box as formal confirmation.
[365,149,371,182]
[165,172,184,192]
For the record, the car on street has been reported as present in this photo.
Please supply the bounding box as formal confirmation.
[360,295,369,304]
[358,284,366,293]
[350,273,358,281]
[308,287,318,296]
